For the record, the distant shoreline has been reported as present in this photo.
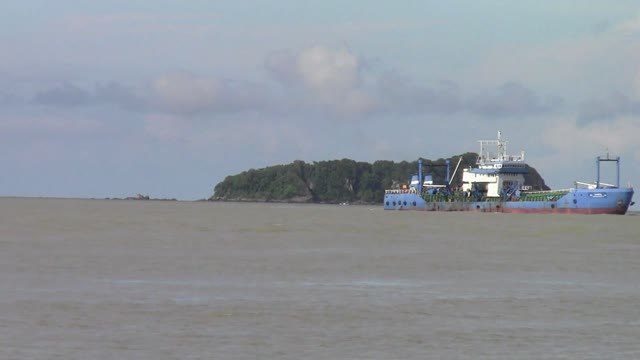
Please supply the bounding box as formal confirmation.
[0,196,373,206]
[0,196,186,202]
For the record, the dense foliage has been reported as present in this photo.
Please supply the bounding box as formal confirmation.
[211,153,549,204]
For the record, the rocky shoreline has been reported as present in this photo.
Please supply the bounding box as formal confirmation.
[105,194,178,201]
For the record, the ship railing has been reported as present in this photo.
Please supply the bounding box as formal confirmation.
[574,181,618,189]
[477,156,526,164]
[385,189,418,194]
[521,188,573,195]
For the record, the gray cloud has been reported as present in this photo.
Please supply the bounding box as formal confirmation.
[466,82,562,117]
[376,77,561,118]
[31,75,269,116]
[0,91,22,105]
[33,82,141,110]
[34,83,91,107]
[376,71,461,114]
[28,48,563,120]
[94,82,144,110]
[592,20,614,35]
[578,92,640,126]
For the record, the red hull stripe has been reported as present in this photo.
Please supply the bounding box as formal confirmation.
[396,207,627,214]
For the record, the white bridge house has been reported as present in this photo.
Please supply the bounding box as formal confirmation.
[460,132,530,198]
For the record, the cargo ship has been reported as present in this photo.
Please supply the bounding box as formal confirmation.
[383,132,635,214]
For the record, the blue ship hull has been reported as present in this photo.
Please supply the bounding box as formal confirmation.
[384,132,635,215]
[384,187,634,214]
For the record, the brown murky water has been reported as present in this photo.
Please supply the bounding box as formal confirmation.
[1,198,639,359]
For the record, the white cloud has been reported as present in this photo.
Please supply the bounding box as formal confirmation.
[544,115,640,161]
[296,46,361,96]
[614,14,640,34]
[480,112,639,189]
[266,45,377,115]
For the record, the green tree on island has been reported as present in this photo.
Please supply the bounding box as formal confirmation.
[210,153,549,204]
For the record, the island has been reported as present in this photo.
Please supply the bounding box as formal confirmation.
[209,153,549,205]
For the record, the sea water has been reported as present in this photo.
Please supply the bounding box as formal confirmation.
[1,198,639,359]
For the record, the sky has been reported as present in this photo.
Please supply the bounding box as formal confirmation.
[1,1,640,200]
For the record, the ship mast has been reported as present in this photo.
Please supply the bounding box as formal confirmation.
[477,131,523,165]
[497,130,505,160]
